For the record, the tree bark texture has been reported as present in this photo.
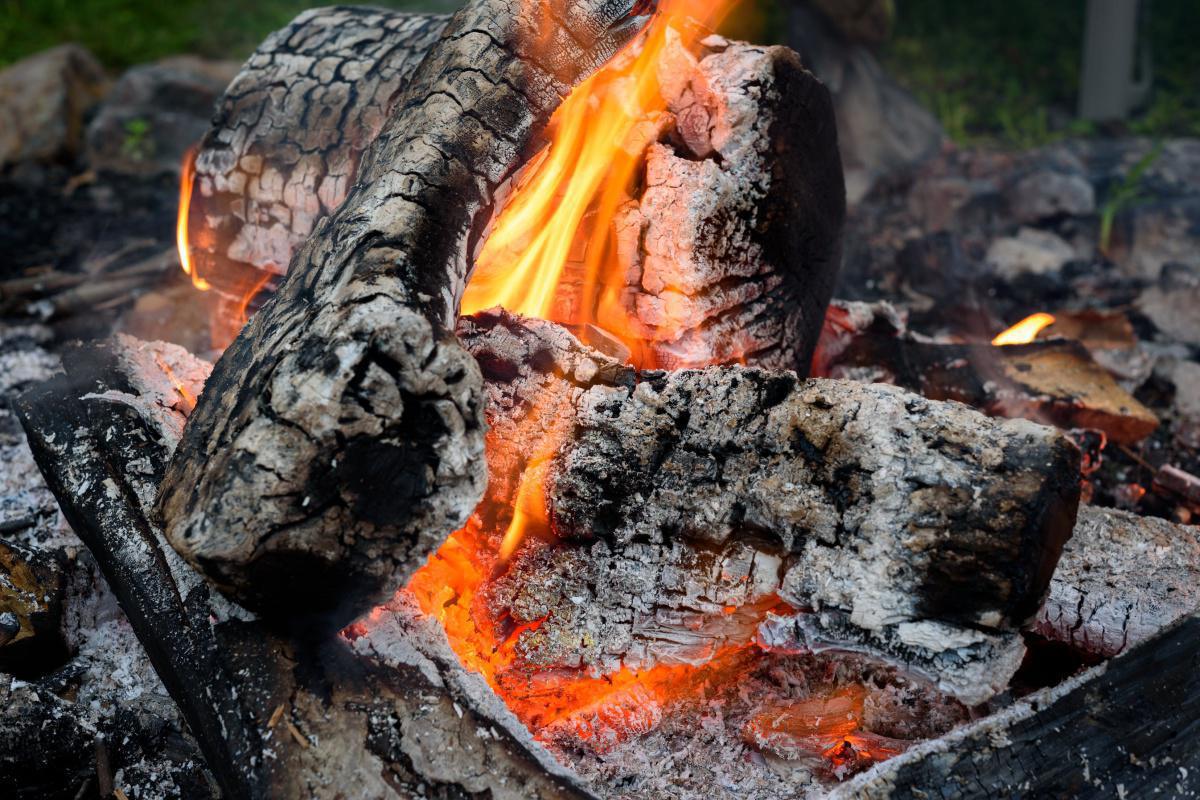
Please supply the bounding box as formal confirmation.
[15,335,595,800]
[455,310,1081,705]
[158,0,656,628]
[185,8,450,300]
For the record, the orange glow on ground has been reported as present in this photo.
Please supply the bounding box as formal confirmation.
[992,312,1056,346]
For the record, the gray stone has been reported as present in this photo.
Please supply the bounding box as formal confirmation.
[985,227,1076,279]
[0,45,108,168]
[85,58,237,175]
[1007,169,1096,223]
[1136,263,1200,346]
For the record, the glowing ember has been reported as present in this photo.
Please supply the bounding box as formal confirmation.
[992,312,1056,346]
[176,148,211,292]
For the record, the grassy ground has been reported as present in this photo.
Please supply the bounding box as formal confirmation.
[883,0,1200,144]
[2,0,1196,145]
[0,0,460,69]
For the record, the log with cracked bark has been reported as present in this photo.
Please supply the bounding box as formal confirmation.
[453,310,1081,705]
[158,0,658,628]
[15,335,595,800]
[1034,505,1200,657]
[184,8,451,302]
[187,8,845,371]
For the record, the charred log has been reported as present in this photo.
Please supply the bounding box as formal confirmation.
[1035,505,1200,657]
[15,335,595,800]
[836,612,1200,798]
[159,0,656,627]
[825,324,1159,444]
[454,310,1081,705]
[188,12,845,371]
[184,8,450,301]
[0,537,69,677]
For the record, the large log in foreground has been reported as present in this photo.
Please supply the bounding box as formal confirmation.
[159,0,658,627]
[455,311,1081,704]
[15,336,593,800]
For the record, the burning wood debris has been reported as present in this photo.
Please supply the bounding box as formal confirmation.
[1,0,1200,798]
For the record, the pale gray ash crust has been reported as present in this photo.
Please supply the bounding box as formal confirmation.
[1035,504,1200,657]
[159,0,654,627]
[457,310,1080,706]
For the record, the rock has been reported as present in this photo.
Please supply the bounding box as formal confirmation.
[786,5,943,204]
[85,58,235,175]
[0,45,109,168]
[985,227,1076,279]
[1114,197,1200,281]
[1136,262,1200,346]
[1007,169,1096,223]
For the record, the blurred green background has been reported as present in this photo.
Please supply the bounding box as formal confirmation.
[1,0,1196,144]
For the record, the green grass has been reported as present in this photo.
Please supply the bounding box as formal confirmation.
[882,0,1200,146]
[2,0,1196,147]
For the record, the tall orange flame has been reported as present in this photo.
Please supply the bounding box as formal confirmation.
[176,147,211,292]
[462,0,733,352]
[461,0,735,563]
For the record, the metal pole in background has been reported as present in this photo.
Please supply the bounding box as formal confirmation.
[1079,0,1152,121]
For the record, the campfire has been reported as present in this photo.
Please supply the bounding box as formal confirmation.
[4,1,1200,798]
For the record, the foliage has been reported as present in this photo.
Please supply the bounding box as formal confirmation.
[883,0,1200,146]
[0,0,460,69]
[1098,142,1163,257]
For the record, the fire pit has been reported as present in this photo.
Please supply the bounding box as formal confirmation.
[3,2,1200,799]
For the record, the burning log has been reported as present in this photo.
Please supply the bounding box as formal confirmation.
[14,335,595,800]
[185,10,845,371]
[450,310,1081,705]
[159,0,658,627]
[836,612,1200,798]
[182,8,450,299]
[1035,505,1200,657]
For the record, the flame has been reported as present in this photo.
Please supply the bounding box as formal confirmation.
[155,355,197,414]
[992,312,1056,346]
[177,147,211,292]
[461,0,734,361]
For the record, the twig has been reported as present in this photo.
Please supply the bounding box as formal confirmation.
[267,703,286,728]
[286,720,311,749]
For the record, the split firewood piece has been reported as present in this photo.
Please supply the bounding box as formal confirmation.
[827,330,1159,444]
[457,310,1081,705]
[188,12,845,372]
[158,0,657,627]
[16,336,594,800]
[1034,505,1200,657]
[184,8,450,300]
[0,538,69,677]
[504,34,847,372]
